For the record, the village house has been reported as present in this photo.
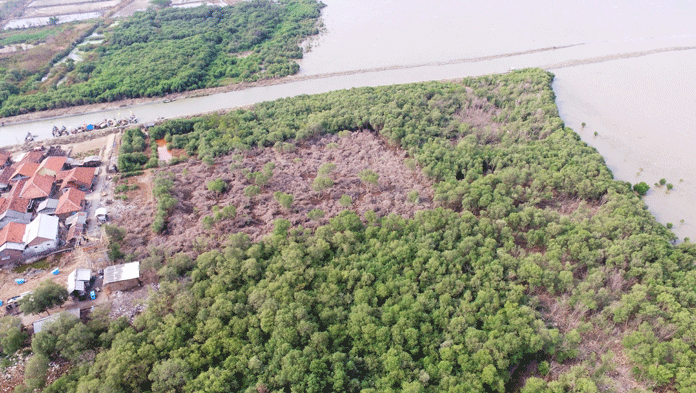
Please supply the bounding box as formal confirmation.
[36,156,67,177]
[10,162,39,182]
[57,167,95,192]
[54,188,85,220]
[0,222,26,266]
[81,156,101,167]
[15,150,44,167]
[23,214,59,256]
[66,212,87,227]
[36,198,59,215]
[0,166,14,192]
[67,221,84,244]
[19,174,55,202]
[104,261,140,291]
[67,268,92,295]
[0,195,31,230]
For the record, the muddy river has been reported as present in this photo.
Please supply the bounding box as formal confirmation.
[2,0,695,238]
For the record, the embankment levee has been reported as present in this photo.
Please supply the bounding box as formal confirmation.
[4,127,123,153]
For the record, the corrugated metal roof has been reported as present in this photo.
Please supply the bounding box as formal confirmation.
[104,261,140,285]
[37,198,59,212]
[23,214,59,244]
[67,268,91,293]
[66,212,87,226]
[33,308,80,333]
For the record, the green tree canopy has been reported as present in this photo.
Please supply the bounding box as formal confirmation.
[0,316,27,355]
[20,280,69,316]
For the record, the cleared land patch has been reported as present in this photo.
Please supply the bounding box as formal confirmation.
[112,130,435,257]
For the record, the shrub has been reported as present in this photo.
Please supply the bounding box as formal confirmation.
[359,169,379,186]
[107,243,124,261]
[339,194,352,207]
[202,215,214,230]
[207,178,227,194]
[408,190,420,204]
[307,209,325,220]
[244,185,261,198]
[659,178,667,186]
[312,176,334,192]
[103,225,125,242]
[633,182,650,196]
[318,163,336,175]
[273,191,294,209]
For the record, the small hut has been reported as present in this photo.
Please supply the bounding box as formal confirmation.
[104,261,140,291]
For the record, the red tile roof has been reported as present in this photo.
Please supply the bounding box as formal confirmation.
[7,178,27,198]
[7,197,30,213]
[37,156,67,175]
[20,174,54,200]
[0,222,26,245]
[67,222,84,241]
[0,166,14,185]
[0,151,9,166]
[10,162,39,180]
[60,167,95,190]
[18,150,43,166]
[55,188,85,215]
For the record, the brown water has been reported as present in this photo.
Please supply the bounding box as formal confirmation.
[2,0,695,238]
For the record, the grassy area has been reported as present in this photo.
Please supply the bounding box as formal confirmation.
[0,24,67,46]
[12,258,50,273]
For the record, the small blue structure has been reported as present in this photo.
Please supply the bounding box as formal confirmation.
[15,278,25,284]
[86,124,94,131]
[90,291,96,300]
[52,268,60,275]
[0,300,3,306]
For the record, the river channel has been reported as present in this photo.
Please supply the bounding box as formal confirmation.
[2,0,695,239]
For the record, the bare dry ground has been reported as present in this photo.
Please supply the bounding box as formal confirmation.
[112,130,435,258]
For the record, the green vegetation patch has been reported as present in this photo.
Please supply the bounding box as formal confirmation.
[0,0,324,117]
[0,24,67,46]
[38,69,696,392]
[12,258,50,273]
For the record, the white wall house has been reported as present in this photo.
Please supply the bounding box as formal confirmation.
[23,214,59,256]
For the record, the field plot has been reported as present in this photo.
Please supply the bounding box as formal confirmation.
[3,0,120,29]
[25,0,119,16]
[111,0,148,17]
[4,11,100,28]
[28,0,104,7]
[172,0,227,8]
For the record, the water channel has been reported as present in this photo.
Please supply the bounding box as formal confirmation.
[1,0,695,239]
